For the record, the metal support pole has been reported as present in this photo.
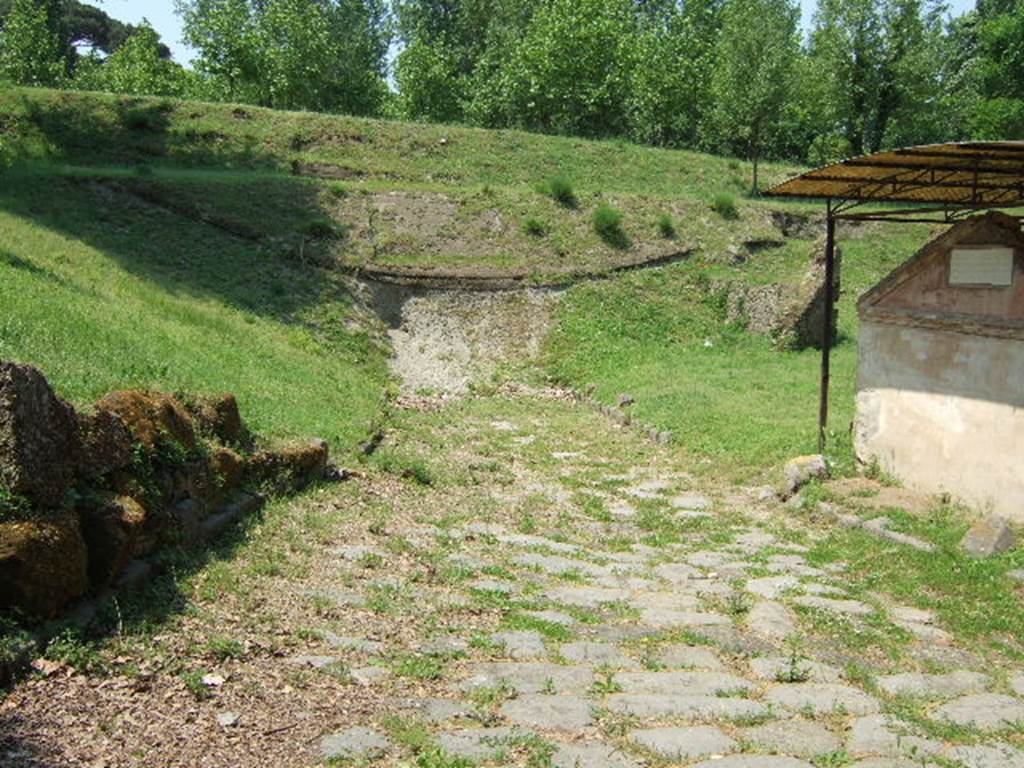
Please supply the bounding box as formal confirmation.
[818,204,837,454]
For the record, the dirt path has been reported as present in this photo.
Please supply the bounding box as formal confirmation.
[2,393,1023,767]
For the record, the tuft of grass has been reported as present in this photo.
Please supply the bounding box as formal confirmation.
[658,213,676,239]
[523,217,548,238]
[593,203,628,249]
[204,636,247,662]
[546,175,577,208]
[370,449,435,485]
[711,193,738,219]
[302,217,345,240]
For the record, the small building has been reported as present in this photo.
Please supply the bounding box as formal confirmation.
[854,211,1024,521]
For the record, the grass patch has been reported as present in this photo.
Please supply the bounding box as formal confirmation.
[546,175,577,208]
[711,193,738,219]
[523,217,548,238]
[593,203,628,249]
[658,213,676,239]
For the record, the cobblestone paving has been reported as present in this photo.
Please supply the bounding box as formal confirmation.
[3,394,1022,767]
[294,397,1024,767]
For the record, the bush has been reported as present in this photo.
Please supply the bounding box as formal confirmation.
[658,213,675,239]
[524,217,548,237]
[711,193,738,220]
[594,203,628,249]
[547,175,577,208]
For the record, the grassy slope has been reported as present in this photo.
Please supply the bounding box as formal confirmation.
[1,87,808,277]
[0,167,387,450]
[1,86,920,474]
[546,225,933,481]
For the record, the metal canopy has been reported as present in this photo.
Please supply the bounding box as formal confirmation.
[764,141,1024,453]
[766,141,1024,210]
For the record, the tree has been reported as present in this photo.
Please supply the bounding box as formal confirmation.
[705,0,800,193]
[627,0,722,147]
[473,0,639,137]
[177,0,390,114]
[0,0,65,85]
[74,22,188,97]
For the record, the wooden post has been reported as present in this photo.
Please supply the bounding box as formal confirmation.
[818,204,837,454]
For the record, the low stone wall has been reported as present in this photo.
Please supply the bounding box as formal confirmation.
[0,361,329,619]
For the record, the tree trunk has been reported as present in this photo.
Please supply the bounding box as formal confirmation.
[751,151,760,196]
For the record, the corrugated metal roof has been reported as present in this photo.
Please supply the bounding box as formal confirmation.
[765,141,1024,206]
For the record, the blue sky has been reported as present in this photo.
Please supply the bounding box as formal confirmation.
[97,0,978,67]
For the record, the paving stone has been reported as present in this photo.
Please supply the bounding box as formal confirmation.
[469,578,517,594]
[742,719,842,757]
[748,656,843,684]
[560,641,635,667]
[699,625,780,656]
[606,694,769,719]
[608,500,638,519]
[523,609,577,627]
[792,595,874,616]
[320,726,392,760]
[499,695,593,730]
[287,654,338,668]
[689,755,814,768]
[746,575,800,599]
[655,644,726,670]
[351,666,390,685]
[688,550,732,568]
[860,517,936,552]
[587,624,659,643]
[893,619,951,642]
[800,582,845,595]
[617,670,755,696]
[945,743,1024,768]
[629,725,736,760]
[490,630,548,659]
[654,562,704,582]
[670,493,712,511]
[436,727,523,759]
[515,552,604,576]
[733,530,779,551]
[496,533,581,554]
[635,591,702,610]
[394,697,474,724]
[876,670,989,699]
[640,607,731,628]
[1009,569,1024,583]
[626,479,672,499]
[849,760,918,768]
[1011,674,1024,696]
[935,693,1024,729]
[318,631,383,654]
[747,600,798,641]
[552,741,641,768]
[547,585,631,608]
[458,662,593,694]
[765,683,881,715]
[847,715,943,758]
[421,636,470,656]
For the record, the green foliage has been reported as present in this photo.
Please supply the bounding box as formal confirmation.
[370,448,435,485]
[593,203,627,249]
[704,0,800,193]
[657,213,675,239]
[178,0,389,115]
[546,175,577,208]
[711,193,738,219]
[0,484,31,518]
[72,24,189,97]
[523,217,547,238]
[0,0,66,86]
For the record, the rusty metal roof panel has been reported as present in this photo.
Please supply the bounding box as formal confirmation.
[765,142,1024,206]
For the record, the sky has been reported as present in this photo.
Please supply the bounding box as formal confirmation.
[97,0,979,67]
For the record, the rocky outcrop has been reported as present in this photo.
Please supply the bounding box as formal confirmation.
[0,360,332,618]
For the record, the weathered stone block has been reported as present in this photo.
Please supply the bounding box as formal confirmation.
[0,361,78,508]
[961,516,1016,557]
[74,408,133,478]
[184,393,246,445]
[78,494,147,588]
[783,454,828,496]
[0,510,88,616]
[96,390,196,452]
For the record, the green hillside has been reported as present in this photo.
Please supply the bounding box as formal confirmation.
[0,86,922,472]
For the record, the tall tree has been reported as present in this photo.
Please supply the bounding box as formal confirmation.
[705,0,800,193]
[177,0,390,114]
[74,22,188,96]
[0,0,65,85]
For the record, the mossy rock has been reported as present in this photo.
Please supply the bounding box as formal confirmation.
[0,510,88,617]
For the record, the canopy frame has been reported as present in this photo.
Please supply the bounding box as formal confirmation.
[765,141,1024,454]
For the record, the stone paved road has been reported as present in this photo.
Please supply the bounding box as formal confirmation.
[3,393,1023,767]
